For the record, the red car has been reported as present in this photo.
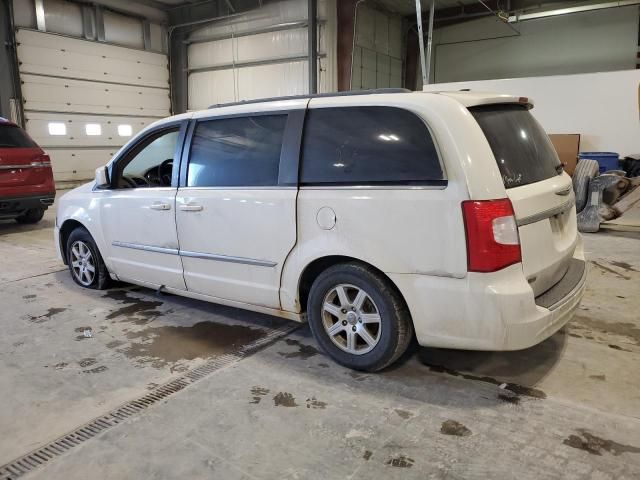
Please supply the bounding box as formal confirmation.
[0,118,55,224]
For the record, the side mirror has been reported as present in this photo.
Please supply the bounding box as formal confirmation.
[95,166,110,188]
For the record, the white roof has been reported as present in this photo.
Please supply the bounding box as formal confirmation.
[424,90,534,107]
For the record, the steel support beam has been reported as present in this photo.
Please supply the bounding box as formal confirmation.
[508,0,640,22]
[81,5,95,40]
[169,28,189,114]
[425,0,435,84]
[308,0,318,94]
[95,5,106,42]
[35,0,46,31]
[415,0,427,86]
[143,20,152,50]
[0,0,23,124]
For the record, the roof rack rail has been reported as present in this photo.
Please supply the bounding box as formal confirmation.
[207,88,411,109]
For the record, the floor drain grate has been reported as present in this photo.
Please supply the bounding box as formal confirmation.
[0,322,299,480]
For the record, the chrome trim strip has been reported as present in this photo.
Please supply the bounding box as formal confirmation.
[0,165,32,170]
[112,241,179,256]
[299,185,447,191]
[180,250,277,267]
[0,163,49,170]
[178,186,296,191]
[517,197,575,227]
[111,241,276,267]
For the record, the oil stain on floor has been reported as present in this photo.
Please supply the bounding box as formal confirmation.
[273,392,298,407]
[423,363,547,399]
[440,420,472,437]
[103,290,163,324]
[278,338,319,360]
[563,429,640,456]
[573,315,640,346]
[110,321,267,369]
[385,455,414,468]
[28,307,67,323]
[305,397,327,409]
[249,386,270,404]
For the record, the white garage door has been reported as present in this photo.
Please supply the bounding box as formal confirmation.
[351,5,402,90]
[16,29,170,183]
[187,0,336,110]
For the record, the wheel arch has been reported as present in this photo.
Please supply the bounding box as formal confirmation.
[59,219,87,265]
[297,255,410,316]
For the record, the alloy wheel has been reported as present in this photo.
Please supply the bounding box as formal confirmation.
[70,240,96,286]
[321,284,382,355]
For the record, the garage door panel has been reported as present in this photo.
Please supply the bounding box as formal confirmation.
[235,28,307,63]
[188,70,236,110]
[25,112,155,148]
[236,62,307,101]
[188,39,234,70]
[16,29,170,183]
[17,30,168,88]
[21,74,169,117]
[47,149,119,182]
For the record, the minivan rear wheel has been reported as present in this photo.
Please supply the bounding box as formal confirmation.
[307,263,413,372]
[15,208,45,224]
[66,227,111,290]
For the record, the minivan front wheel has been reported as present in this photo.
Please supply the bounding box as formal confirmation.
[307,263,413,372]
[66,228,111,290]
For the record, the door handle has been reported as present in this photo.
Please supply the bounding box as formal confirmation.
[179,204,203,212]
[150,202,171,211]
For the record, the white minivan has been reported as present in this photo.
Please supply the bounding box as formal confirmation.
[55,89,586,371]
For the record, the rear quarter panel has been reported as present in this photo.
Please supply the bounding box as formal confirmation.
[280,93,503,312]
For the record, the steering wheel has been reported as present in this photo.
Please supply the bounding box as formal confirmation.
[122,175,149,188]
[159,159,173,186]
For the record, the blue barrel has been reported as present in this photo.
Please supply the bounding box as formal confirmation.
[578,152,619,173]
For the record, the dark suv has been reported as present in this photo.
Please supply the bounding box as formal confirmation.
[0,118,55,223]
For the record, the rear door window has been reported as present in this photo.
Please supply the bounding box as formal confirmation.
[187,115,287,187]
[300,106,444,186]
[470,105,561,188]
[0,125,38,148]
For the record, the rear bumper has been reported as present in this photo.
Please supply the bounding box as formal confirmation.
[0,194,55,219]
[389,237,587,351]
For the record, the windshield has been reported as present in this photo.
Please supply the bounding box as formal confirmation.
[470,104,561,189]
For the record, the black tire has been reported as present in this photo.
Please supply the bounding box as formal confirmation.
[573,159,599,213]
[66,227,111,290]
[307,263,413,372]
[15,208,45,224]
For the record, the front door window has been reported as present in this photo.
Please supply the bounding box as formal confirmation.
[114,129,179,188]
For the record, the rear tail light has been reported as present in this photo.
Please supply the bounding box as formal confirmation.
[461,198,521,272]
[31,154,51,168]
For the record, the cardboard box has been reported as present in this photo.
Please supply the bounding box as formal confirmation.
[549,134,581,176]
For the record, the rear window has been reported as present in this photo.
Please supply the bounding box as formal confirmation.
[300,106,444,186]
[0,125,38,148]
[470,105,561,189]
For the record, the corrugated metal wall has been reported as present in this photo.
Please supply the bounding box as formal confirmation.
[186,0,337,110]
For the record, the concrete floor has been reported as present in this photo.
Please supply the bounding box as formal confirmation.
[1,198,639,479]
